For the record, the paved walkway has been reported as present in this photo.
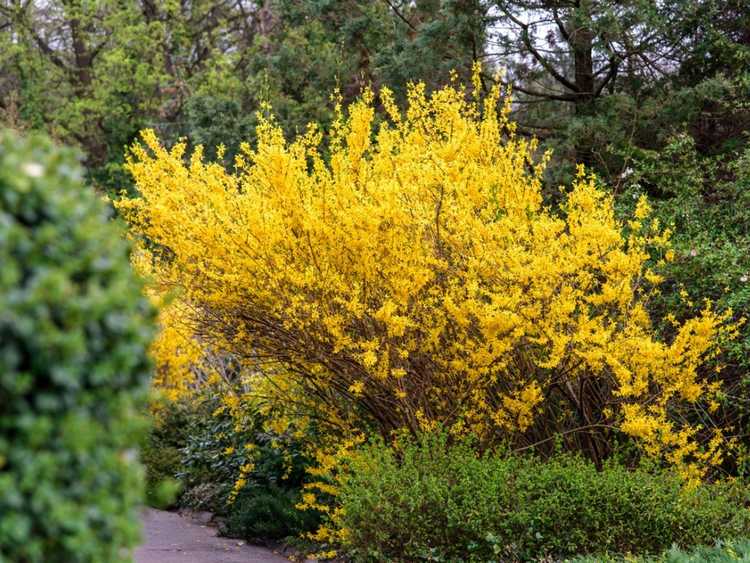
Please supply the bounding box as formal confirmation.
[134,508,288,563]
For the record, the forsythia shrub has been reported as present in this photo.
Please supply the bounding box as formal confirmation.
[0,131,154,562]
[119,71,735,480]
[338,434,750,562]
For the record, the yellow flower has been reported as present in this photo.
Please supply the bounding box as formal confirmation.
[348,381,365,395]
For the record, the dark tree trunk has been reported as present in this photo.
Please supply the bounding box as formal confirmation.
[69,12,107,167]
[571,0,596,166]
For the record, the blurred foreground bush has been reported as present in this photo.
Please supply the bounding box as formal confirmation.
[0,131,154,562]
[339,434,750,562]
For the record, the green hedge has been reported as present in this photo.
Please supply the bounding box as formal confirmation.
[339,434,750,562]
[571,538,750,562]
[0,131,154,562]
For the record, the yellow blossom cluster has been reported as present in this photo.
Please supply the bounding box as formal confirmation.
[145,288,203,401]
[118,72,735,479]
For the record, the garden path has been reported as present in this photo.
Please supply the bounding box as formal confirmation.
[134,508,288,563]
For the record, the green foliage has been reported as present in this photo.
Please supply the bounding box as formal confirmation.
[179,390,321,540]
[141,398,191,509]
[339,433,750,562]
[183,96,254,164]
[1,1,489,192]
[142,386,321,542]
[0,130,154,562]
[571,538,750,562]
[225,485,320,542]
[612,135,750,460]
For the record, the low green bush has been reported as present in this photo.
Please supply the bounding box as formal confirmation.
[572,537,750,562]
[141,397,190,508]
[339,433,750,562]
[142,385,321,541]
[225,485,321,541]
[0,131,154,562]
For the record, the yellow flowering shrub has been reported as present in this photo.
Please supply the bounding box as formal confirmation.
[118,74,736,480]
[147,294,204,400]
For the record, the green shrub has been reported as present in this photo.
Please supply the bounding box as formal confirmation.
[140,441,182,509]
[179,391,322,540]
[0,131,154,562]
[616,140,750,474]
[571,537,750,562]
[225,485,320,541]
[141,398,189,508]
[140,394,223,512]
[142,384,321,541]
[140,393,228,512]
[339,434,750,562]
[655,539,750,563]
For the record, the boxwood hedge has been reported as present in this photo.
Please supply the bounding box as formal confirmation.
[0,131,154,562]
[339,434,750,562]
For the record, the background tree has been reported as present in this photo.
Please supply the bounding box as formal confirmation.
[0,0,264,188]
[0,0,488,189]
